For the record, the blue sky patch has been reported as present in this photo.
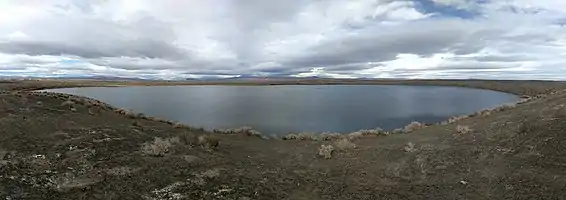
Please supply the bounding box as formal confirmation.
[412,0,486,19]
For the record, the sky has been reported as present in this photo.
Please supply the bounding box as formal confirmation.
[0,0,565,80]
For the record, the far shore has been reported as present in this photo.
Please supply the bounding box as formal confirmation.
[3,78,566,97]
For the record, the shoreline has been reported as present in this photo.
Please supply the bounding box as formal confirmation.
[35,83,526,139]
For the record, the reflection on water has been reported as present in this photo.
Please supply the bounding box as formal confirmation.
[46,85,519,135]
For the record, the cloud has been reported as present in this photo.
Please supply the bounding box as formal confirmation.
[0,0,565,80]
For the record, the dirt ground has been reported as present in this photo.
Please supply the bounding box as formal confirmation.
[1,79,566,200]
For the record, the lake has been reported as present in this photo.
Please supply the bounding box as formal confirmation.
[45,85,520,135]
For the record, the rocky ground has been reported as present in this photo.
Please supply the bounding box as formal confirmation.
[1,79,566,200]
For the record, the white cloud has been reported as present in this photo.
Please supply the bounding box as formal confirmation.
[0,0,565,80]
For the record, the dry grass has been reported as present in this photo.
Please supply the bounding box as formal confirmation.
[191,168,221,186]
[403,121,425,133]
[140,137,180,156]
[173,123,189,129]
[54,176,102,192]
[282,133,299,140]
[318,145,334,159]
[106,166,139,176]
[320,132,341,141]
[297,132,317,140]
[213,126,263,137]
[0,149,7,166]
[0,149,6,159]
[404,142,416,152]
[197,135,219,149]
[495,103,516,111]
[456,125,474,134]
[61,100,75,107]
[334,138,356,150]
[177,132,196,145]
[348,128,387,139]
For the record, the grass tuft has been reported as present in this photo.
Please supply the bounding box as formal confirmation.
[318,145,334,159]
[334,138,356,150]
[456,125,474,134]
[403,121,425,133]
[140,137,180,156]
[197,135,220,149]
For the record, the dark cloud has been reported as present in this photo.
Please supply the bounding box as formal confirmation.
[0,39,186,59]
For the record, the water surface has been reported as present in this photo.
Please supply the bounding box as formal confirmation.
[46,85,519,135]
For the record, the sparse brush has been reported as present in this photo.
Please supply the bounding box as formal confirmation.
[495,104,516,111]
[298,132,316,140]
[88,107,96,115]
[446,115,467,124]
[334,138,356,150]
[403,121,425,133]
[197,135,219,149]
[320,132,341,141]
[282,133,299,140]
[517,98,531,105]
[213,126,263,137]
[456,125,473,134]
[140,137,180,156]
[173,123,188,129]
[178,132,196,145]
[106,166,138,176]
[477,109,492,116]
[391,128,404,134]
[347,131,364,140]
[404,142,416,152]
[0,149,7,160]
[318,144,334,159]
[61,100,75,107]
[348,128,386,139]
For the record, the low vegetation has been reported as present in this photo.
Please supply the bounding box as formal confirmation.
[2,80,566,199]
[140,137,180,156]
[318,145,334,159]
[456,125,474,134]
[333,138,356,150]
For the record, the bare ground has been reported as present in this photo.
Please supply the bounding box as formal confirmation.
[1,79,566,200]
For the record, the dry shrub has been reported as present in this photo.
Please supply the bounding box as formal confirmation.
[197,135,219,149]
[178,132,196,145]
[320,132,341,141]
[61,100,75,107]
[444,115,467,124]
[517,98,531,105]
[404,142,416,152]
[140,137,180,156]
[403,121,425,133]
[347,131,363,140]
[298,132,317,140]
[116,109,136,118]
[318,145,334,159]
[334,138,356,150]
[282,133,299,140]
[477,109,492,116]
[191,168,221,186]
[173,123,188,129]
[495,103,516,111]
[456,125,473,134]
[213,126,262,137]
[348,128,386,139]
[391,128,404,134]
